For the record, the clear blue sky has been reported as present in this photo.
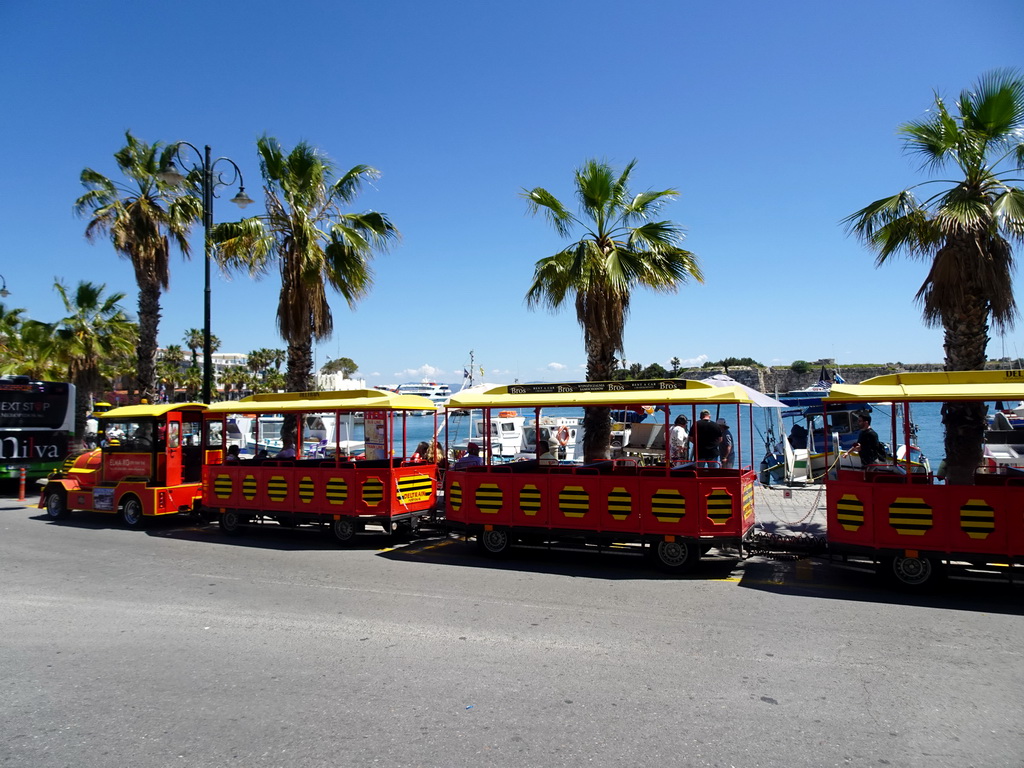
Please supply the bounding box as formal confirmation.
[2,0,1022,387]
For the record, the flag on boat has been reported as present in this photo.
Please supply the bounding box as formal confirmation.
[816,366,831,389]
[833,371,846,384]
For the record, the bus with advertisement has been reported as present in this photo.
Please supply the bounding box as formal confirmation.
[0,377,75,481]
[40,401,208,527]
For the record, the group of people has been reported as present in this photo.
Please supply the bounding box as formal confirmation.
[669,410,735,468]
[451,438,561,470]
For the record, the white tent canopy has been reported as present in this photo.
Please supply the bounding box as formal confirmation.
[698,374,790,408]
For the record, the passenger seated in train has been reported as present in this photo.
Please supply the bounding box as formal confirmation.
[538,440,558,466]
[453,442,484,470]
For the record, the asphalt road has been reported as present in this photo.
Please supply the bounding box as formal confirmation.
[2,493,1022,768]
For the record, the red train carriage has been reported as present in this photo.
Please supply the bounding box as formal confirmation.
[202,389,438,543]
[40,402,207,527]
[443,380,757,572]
[822,370,1024,587]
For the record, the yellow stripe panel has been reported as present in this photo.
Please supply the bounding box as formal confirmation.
[520,485,541,516]
[608,486,631,520]
[558,485,588,518]
[362,478,385,505]
[267,475,288,502]
[476,483,503,514]
[706,489,733,525]
[651,489,685,522]
[888,497,932,535]
[325,477,348,504]
[960,499,995,539]
[297,476,315,503]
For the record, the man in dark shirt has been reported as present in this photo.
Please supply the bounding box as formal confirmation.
[852,413,882,468]
[690,409,723,467]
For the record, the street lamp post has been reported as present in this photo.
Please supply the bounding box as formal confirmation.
[159,144,253,404]
[0,274,9,298]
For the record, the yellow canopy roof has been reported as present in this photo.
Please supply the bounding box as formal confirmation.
[824,370,1024,403]
[99,403,207,419]
[447,380,755,409]
[204,388,437,414]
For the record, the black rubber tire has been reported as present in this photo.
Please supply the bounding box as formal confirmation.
[886,555,941,589]
[44,489,70,521]
[331,517,358,544]
[477,529,511,556]
[219,510,243,535]
[119,496,146,529]
[652,538,699,573]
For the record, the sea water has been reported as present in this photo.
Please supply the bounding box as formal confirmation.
[358,401,960,466]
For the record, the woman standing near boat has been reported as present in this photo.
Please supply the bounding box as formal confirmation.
[670,415,690,461]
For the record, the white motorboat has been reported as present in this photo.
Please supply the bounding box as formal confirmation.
[397,380,452,410]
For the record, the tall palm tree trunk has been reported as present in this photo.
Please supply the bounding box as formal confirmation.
[942,288,991,484]
[582,337,618,463]
[136,281,161,403]
[286,338,314,393]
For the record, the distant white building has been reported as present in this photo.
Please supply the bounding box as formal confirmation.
[317,373,367,391]
[212,353,248,381]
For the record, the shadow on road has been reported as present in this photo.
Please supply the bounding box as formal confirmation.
[379,532,743,582]
[735,555,1024,615]
[18,501,1024,612]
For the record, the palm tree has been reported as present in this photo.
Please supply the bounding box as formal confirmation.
[52,280,137,446]
[523,159,703,461]
[215,136,399,392]
[844,70,1024,485]
[267,347,285,372]
[2,315,63,380]
[183,328,204,368]
[181,366,202,402]
[221,365,251,399]
[75,132,201,403]
[246,348,270,381]
[157,344,185,400]
[0,304,27,374]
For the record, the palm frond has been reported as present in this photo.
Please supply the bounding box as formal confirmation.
[575,159,617,220]
[960,69,1024,137]
[623,189,679,221]
[521,187,574,238]
[330,165,381,205]
[993,187,1024,237]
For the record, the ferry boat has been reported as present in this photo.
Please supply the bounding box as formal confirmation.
[396,380,452,409]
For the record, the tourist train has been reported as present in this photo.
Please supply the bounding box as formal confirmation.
[38,371,1024,589]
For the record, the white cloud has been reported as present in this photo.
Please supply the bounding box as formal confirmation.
[546,362,567,371]
[393,364,447,380]
[679,354,709,368]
